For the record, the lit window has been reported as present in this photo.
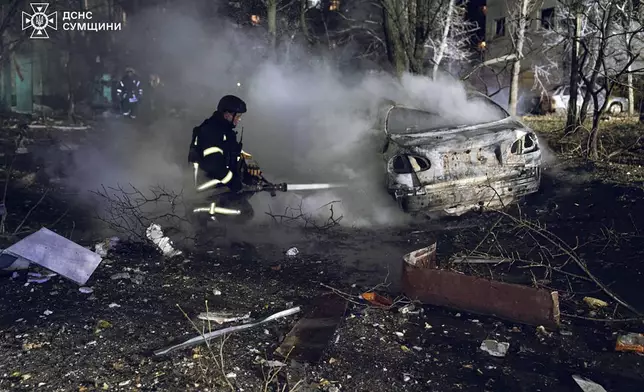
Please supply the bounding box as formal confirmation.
[251,15,260,25]
[329,0,340,11]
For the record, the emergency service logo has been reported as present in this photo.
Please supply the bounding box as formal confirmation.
[22,3,57,39]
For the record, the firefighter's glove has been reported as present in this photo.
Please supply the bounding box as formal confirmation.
[245,159,262,178]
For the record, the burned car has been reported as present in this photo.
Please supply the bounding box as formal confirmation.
[379,92,542,217]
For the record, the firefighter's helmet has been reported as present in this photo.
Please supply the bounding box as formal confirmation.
[217,95,247,114]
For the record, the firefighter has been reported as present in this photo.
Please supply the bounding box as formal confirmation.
[116,67,143,118]
[188,95,262,221]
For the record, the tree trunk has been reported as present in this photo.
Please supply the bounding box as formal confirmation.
[508,0,529,116]
[588,111,601,159]
[628,64,634,115]
[266,0,277,53]
[300,0,313,44]
[382,4,408,78]
[565,9,582,133]
[432,0,455,79]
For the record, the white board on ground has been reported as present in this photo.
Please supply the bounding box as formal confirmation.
[5,228,102,285]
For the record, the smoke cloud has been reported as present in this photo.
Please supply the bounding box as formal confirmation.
[53,5,519,238]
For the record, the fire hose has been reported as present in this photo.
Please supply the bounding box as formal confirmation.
[192,175,346,217]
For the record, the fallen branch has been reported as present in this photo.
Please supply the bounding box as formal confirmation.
[497,211,642,316]
[12,188,50,236]
[265,198,343,230]
[91,183,194,244]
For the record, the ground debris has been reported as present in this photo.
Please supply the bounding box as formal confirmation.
[572,375,607,392]
[402,244,561,328]
[146,223,182,257]
[583,297,608,309]
[154,307,300,356]
[615,332,644,353]
[480,339,509,357]
[5,228,103,285]
[197,311,251,324]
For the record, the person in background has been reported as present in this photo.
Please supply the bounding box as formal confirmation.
[116,67,143,118]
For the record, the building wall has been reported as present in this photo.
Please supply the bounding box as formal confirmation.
[482,0,565,92]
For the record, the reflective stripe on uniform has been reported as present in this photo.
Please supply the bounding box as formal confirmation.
[196,170,234,191]
[193,162,199,187]
[193,202,241,215]
[203,146,223,157]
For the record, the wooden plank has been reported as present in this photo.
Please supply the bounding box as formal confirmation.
[275,292,347,364]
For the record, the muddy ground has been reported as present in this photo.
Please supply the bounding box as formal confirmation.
[1,116,644,392]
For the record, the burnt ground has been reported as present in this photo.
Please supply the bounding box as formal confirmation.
[1,117,644,392]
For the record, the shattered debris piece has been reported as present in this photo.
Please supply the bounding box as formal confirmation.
[146,224,182,257]
[361,292,393,308]
[260,359,286,368]
[110,272,131,280]
[402,245,560,328]
[43,310,53,316]
[5,228,103,285]
[403,244,436,268]
[155,307,301,356]
[480,340,509,357]
[79,287,94,294]
[276,293,347,364]
[399,303,417,314]
[197,312,251,325]
[615,333,644,353]
[213,289,222,296]
[583,297,608,309]
[536,325,553,338]
[286,247,299,257]
[27,272,56,284]
[108,303,121,308]
[572,375,608,392]
[94,237,120,257]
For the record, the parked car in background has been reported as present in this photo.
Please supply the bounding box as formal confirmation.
[541,84,629,115]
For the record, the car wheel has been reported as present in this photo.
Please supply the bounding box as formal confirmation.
[609,102,622,114]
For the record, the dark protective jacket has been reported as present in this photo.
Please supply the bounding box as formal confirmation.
[189,111,242,192]
[117,74,143,100]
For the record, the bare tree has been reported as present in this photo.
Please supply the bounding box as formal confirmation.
[0,1,27,64]
[507,0,538,115]
[552,0,644,158]
[582,0,644,158]
[428,0,477,78]
[549,0,644,149]
[379,0,443,76]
